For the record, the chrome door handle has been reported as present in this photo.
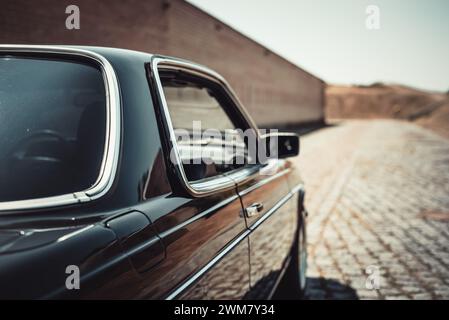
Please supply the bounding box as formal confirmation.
[245,202,264,218]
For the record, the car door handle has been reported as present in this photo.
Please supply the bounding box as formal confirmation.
[245,202,264,218]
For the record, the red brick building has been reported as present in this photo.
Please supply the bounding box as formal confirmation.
[0,0,325,127]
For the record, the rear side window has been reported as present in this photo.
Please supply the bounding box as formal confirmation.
[0,56,107,202]
[160,71,255,182]
[162,84,236,131]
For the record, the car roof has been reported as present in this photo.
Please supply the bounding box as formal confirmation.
[0,44,211,71]
[67,45,211,71]
[68,45,154,61]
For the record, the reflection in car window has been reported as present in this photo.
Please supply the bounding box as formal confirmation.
[161,73,253,182]
[162,85,236,131]
[0,56,107,202]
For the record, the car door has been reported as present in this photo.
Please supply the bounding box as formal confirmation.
[236,160,298,299]
[134,57,254,299]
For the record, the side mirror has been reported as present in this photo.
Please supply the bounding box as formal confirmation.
[259,132,300,161]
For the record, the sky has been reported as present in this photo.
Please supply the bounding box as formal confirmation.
[187,0,449,92]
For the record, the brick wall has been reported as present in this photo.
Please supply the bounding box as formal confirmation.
[0,0,325,127]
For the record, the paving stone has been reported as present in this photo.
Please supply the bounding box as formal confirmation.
[297,120,449,300]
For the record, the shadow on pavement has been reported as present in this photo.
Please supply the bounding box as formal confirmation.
[272,276,359,300]
[304,277,359,300]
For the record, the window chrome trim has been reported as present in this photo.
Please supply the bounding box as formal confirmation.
[151,57,260,197]
[236,167,291,197]
[0,45,121,212]
[165,187,296,300]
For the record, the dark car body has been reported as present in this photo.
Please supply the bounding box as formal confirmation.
[0,45,306,299]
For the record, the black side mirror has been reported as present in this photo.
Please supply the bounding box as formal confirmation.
[259,132,300,162]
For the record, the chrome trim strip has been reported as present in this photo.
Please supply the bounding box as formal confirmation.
[56,224,95,243]
[43,234,132,299]
[127,236,161,257]
[190,175,237,194]
[45,227,161,299]
[237,168,291,197]
[165,190,294,300]
[248,192,292,231]
[165,180,303,299]
[158,194,240,239]
[224,165,261,185]
[166,229,250,300]
[151,57,260,197]
[291,183,305,195]
[0,45,120,212]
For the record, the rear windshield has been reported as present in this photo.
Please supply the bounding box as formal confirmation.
[0,56,107,202]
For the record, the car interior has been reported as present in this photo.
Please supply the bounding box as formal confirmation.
[0,56,106,202]
[160,71,256,183]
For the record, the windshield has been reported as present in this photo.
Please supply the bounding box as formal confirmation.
[0,55,107,202]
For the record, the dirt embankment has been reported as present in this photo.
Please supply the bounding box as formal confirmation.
[326,83,449,139]
[415,99,449,139]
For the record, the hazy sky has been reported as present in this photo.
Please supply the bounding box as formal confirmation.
[187,0,449,92]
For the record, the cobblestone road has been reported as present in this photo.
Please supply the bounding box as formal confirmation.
[297,120,449,300]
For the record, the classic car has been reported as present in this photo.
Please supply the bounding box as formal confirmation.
[0,45,307,299]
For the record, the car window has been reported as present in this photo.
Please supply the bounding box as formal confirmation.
[160,71,254,182]
[0,56,107,202]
